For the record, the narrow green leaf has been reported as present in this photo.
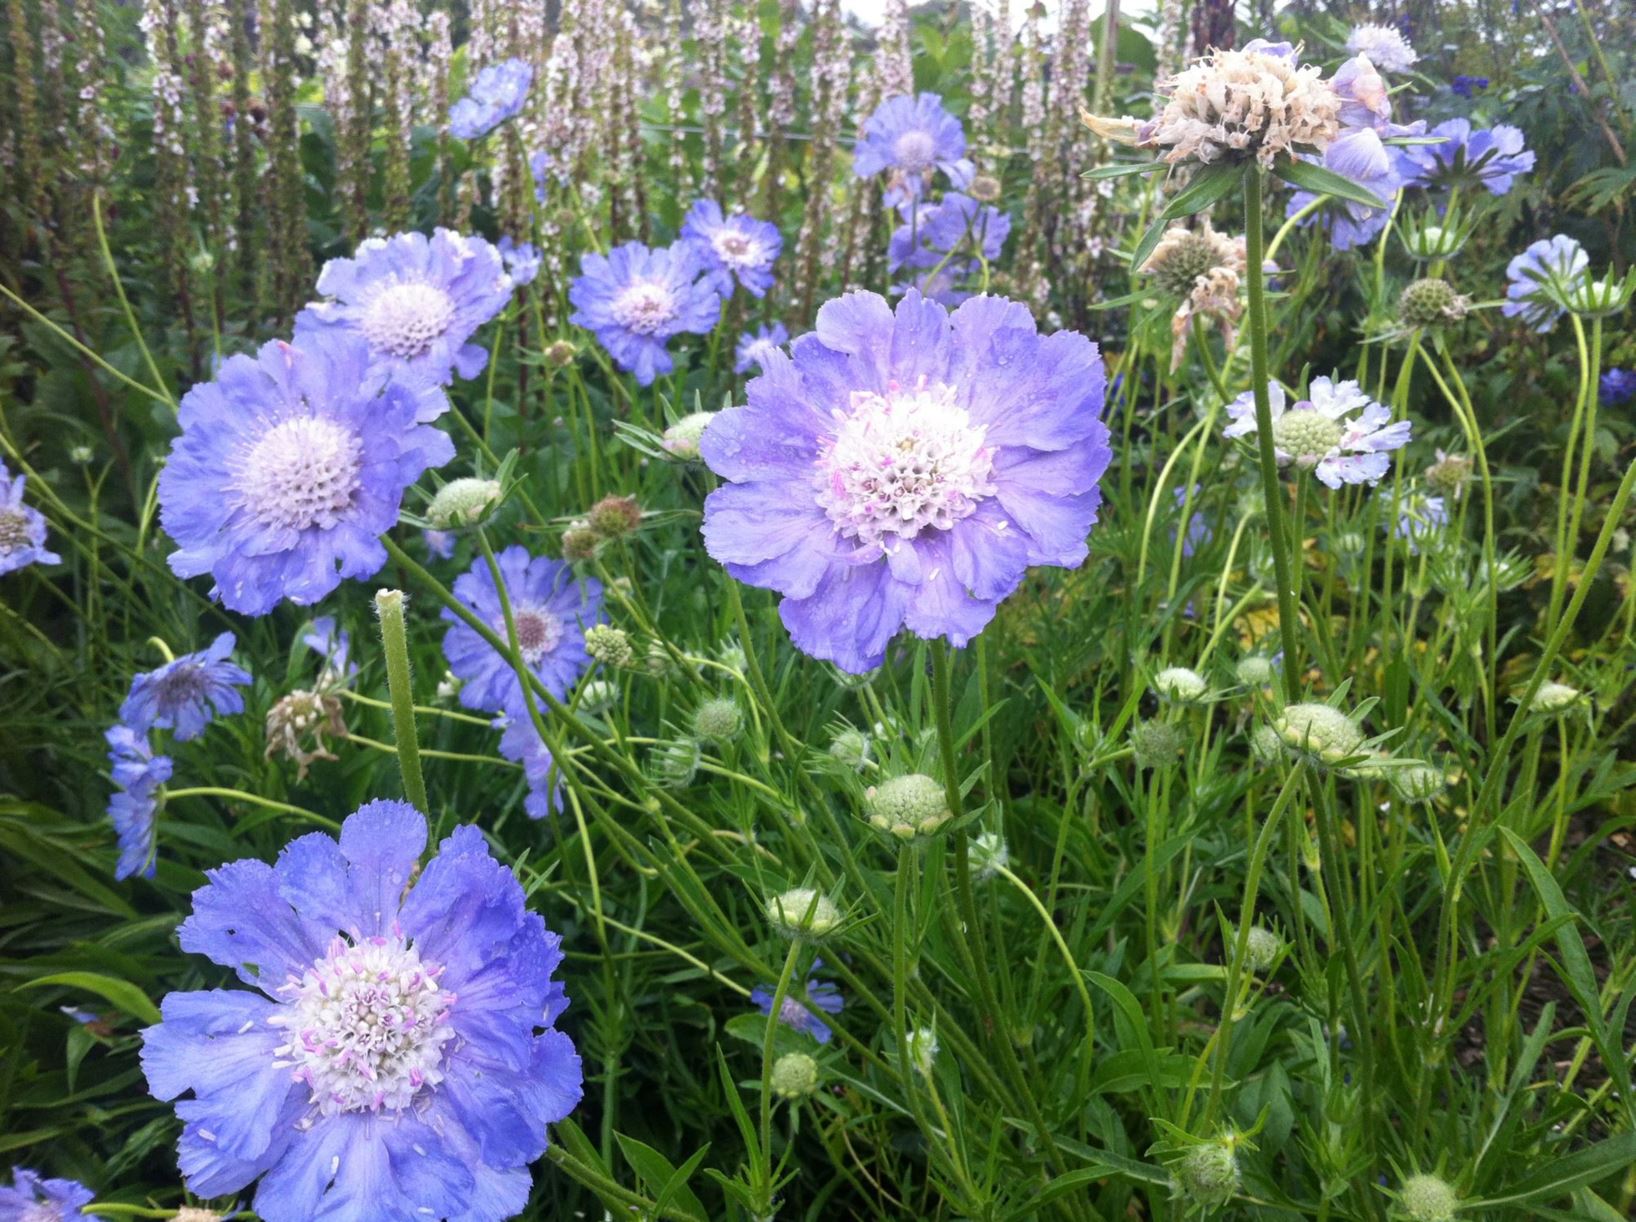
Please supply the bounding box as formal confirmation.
[1157,161,1244,221]
[614,1133,709,1222]
[22,971,162,1025]
[1082,160,1167,180]
[1273,156,1387,209]
[1471,1133,1636,1208]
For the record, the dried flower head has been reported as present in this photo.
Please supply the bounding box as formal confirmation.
[1424,450,1472,499]
[1141,222,1243,296]
[264,689,347,779]
[1398,278,1470,329]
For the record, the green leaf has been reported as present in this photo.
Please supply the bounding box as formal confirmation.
[21,972,162,1025]
[1471,1133,1636,1208]
[1128,162,1243,268]
[614,1133,709,1222]
[1082,160,1166,181]
[1273,156,1387,209]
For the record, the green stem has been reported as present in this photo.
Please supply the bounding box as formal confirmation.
[1242,167,1302,703]
[374,588,430,814]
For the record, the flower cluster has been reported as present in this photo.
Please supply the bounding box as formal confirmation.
[569,242,722,386]
[140,800,581,1220]
[0,460,60,576]
[1091,40,1341,169]
[1224,377,1410,488]
[1345,24,1418,74]
[159,336,455,615]
[449,57,533,140]
[701,289,1111,672]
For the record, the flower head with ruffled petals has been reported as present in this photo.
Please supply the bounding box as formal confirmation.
[700,290,1111,673]
[1501,235,1589,333]
[159,336,454,616]
[734,322,790,375]
[449,58,532,139]
[1224,377,1410,489]
[569,242,722,386]
[296,229,514,385]
[681,200,782,299]
[120,632,251,741]
[0,1167,103,1222]
[854,93,973,207]
[140,800,581,1222]
[1394,118,1534,196]
[0,461,61,577]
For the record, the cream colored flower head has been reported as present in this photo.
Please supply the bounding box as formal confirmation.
[1111,40,1341,169]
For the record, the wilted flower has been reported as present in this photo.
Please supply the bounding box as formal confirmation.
[1398,278,1470,328]
[681,200,782,299]
[1141,222,1243,297]
[264,690,346,780]
[854,92,972,207]
[0,460,61,575]
[1394,118,1535,196]
[105,724,173,880]
[1086,40,1340,169]
[296,230,514,384]
[121,633,251,741]
[448,57,532,139]
[1224,377,1410,488]
[159,336,454,615]
[700,290,1111,673]
[0,1168,102,1222]
[865,773,951,839]
[498,715,564,819]
[140,801,581,1218]
[751,966,844,1043]
[1345,25,1417,74]
[440,545,603,719]
[569,241,721,386]
[734,323,789,376]
[1501,235,1588,333]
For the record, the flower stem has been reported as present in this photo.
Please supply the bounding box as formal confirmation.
[374,588,430,815]
[1242,167,1302,703]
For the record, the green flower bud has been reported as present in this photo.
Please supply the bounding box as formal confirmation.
[544,339,578,367]
[970,830,1009,881]
[1398,277,1469,328]
[1397,1174,1459,1222]
[771,1051,819,1100]
[826,727,871,770]
[905,1025,938,1077]
[1244,925,1281,972]
[1131,720,1186,770]
[584,624,634,668]
[661,411,716,461]
[427,478,503,530]
[1235,655,1274,687]
[865,773,952,839]
[587,494,642,539]
[1527,681,1582,713]
[1155,666,1208,702]
[766,887,842,939]
[1272,703,1365,766]
[1172,1141,1239,1209]
[1390,763,1445,803]
[692,696,743,743]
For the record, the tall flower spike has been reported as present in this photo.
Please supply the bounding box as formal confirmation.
[701,290,1111,673]
[140,800,582,1220]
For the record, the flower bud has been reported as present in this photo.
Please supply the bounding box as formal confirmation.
[1250,723,1284,764]
[970,830,1009,881]
[692,696,743,743]
[1172,1141,1239,1210]
[1400,221,1466,262]
[650,738,700,788]
[865,773,952,839]
[661,410,716,461]
[827,726,871,770]
[766,887,842,939]
[1131,720,1186,770]
[1424,450,1472,498]
[771,1051,819,1100]
[584,624,634,668]
[561,523,601,561]
[1235,655,1274,687]
[1244,925,1281,972]
[905,1025,938,1077]
[544,339,578,367]
[1390,762,1445,803]
[1272,703,1365,766]
[578,679,618,714]
[1564,271,1634,319]
[427,478,502,530]
[1398,278,1470,328]
[587,494,642,539]
[1527,680,1582,714]
[1155,666,1208,702]
[1397,1174,1459,1222]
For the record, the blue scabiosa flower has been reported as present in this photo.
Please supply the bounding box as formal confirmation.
[498,716,564,819]
[140,800,581,1221]
[160,337,454,616]
[854,93,972,207]
[497,236,541,287]
[681,200,782,298]
[1344,25,1417,74]
[890,193,1011,272]
[0,1168,102,1221]
[529,149,558,203]
[893,261,975,308]
[700,290,1112,673]
[441,545,603,718]
[0,461,61,576]
[1501,235,1589,333]
[120,633,251,740]
[1451,74,1489,98]
[449,57,532,139]
[425,528,457,560]
[105,724,173,880]
[1394,118,1535,195]
[568,242,722,386]
[734,322,790,375]
[1390,490,1448,554]
[1602,368,1636,407]
[1224,377,1410,489]
[296,229,514,385]
[751,967,844,1044]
